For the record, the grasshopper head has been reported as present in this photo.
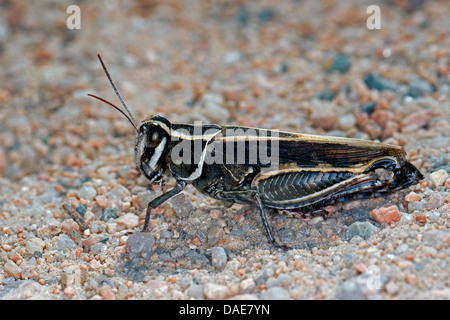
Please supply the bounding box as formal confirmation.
[135,115,172,182]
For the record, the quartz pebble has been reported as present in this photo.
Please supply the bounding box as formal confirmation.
[78,185,97,200]
[202,283,232,300]
[116,213,139,229]
[211,247,227,268]
[430,169,449,187]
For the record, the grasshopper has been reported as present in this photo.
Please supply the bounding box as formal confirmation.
[89,55,423,247]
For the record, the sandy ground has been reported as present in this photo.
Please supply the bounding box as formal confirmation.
[0,0,449,300]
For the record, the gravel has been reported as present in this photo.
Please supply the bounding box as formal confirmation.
[1,0,450,301]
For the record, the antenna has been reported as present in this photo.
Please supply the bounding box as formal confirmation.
[88,54,138,131]
[87,94,138,131]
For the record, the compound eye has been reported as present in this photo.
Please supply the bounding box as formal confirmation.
[151,131,159,142]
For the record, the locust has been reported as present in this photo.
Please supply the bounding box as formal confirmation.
[88,54,423,247]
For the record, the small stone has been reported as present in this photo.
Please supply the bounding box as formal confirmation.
[116,213,139,229]
[407,201,426,214]
[61,219,80,233]
[202,283,232,300]
[102,208,118,221]
[310,101,338,131]
[426,193,444,210]
[56,234,77,251]
[402,109,432,131]
[95,195,108,207]
[260,286,290,300]
[329,53,351,73]
[224,51,241,65]
[239,278,255,293]
[5,260,22,279]
[99,284,116,300]
[405,274,417,286]
[277,274,292,287]
[211,247,227,269]
[385,281,399,295]
[125,232,155,254]
[338,113,356,130]
[21,265,38,279]
[364,74,398,92]
[346,221,378,241]
[395,243,409,255]
[78,185,97,200]
[160,229,171,238]
[335,278,366,300]
[76,204,87,216]
[171,193,194,217]
[82,234,101,250]
[256,8,276,22]
[405,192,421,203]
[360,101,376,115]
[370,205,401,224]
[106,185,131,208]
[188,284,204,299]
[408,78,434,97]
[89,259,102,269]
[316,89,337,101]
[430,169,449,187]
[37,219,62,237]
[25,237,45,255]
[90,242,107,255]
[423,230,450,250]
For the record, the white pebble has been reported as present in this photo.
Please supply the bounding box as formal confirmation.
[430,169,449,187]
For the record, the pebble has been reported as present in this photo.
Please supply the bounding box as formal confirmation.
[102,208,118,221]
[310,101,338,131]
[346,221,378,241]
[125,232,155,254]
[405,192,421,203]
[171,193,194,217]
[5,260,22,279]
[260,286,290,300]
[56,234,77,251]
[335,277,366,300]
[211,247,227,268]
[90,242,107,255]
[426,193,444,210]
[116,213,139,229]
[364,74,398,92]
[257,8,276,22]
[338,113,356,130]
[99,284,116,300]
[407,201,426,214]
[25,237,45,255]
[329,53,351,73]
[370,205,401,224]
[360,101,376,115]
[239,278,255,293]
[402,109,432,131]
[423,230,450,250]
[202,283,232,300]
[430,169,449,187]
[408,78,434,97]
[37,219,62,237]
[316,89,337,101]
[78,185,97,200]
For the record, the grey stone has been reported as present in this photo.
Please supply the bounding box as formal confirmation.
[56,234,76,251]
[346,221,378,241]
[211,247,227,269]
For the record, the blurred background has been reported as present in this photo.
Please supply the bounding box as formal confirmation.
[1,0,448,180]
